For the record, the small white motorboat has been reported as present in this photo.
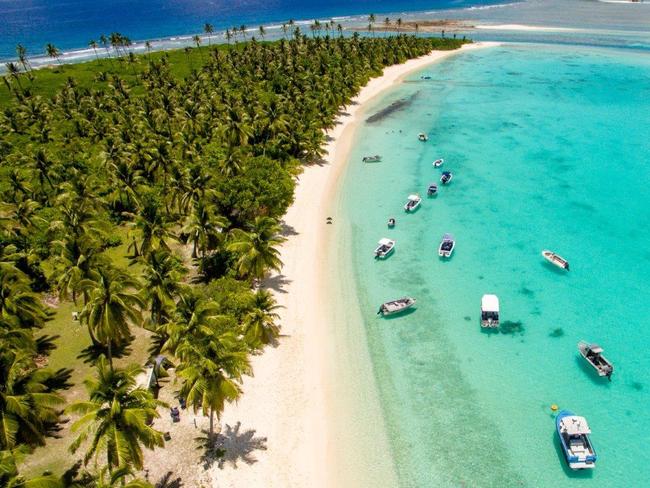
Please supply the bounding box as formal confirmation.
[440,171,453,184]
[374,238,395,259]
[556,411,597,470]
[387,217,396,228]
[418,133,428,142]
[438,233,455,257]
[542,250,569,270]
[404,194,422,212]
[480,294,500,328]
[433,158,444,167]
[427,183,438,196]
[578,341,613,379]
[362,155,382,163]
[378,297,416,316]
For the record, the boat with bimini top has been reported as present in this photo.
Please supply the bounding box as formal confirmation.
[427,183,438,196]
[433,158,444,167]
[481,294,500,328]
[440,171,453,184]
[556,410,597,470]
[404,194,422,212]
[374,238,395,259]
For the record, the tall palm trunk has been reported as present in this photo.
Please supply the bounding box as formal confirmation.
[209,409,215,444]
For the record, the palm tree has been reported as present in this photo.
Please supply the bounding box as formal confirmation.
[383,17,391,32]
[203,23,214,45]
[125,199,175,258]
[225,29,232,45]
[227,216,285,281]
[45,43,61,65]
[15,44,30,73]
[192,34,202,49]
[138,250,186,326]
[243,289,280,349]
[144,40,152,58]
[175,328,251,444]
[258,25,266,40]
[67,358,165,473]
[0,263,51,330]
[4,63,23,91]
[239,25,247,40]
[368,13,376,37]
[396,18,403,34]
[0,347,64,450]
[182,199,227,258]
[79,266,144,366]
[88,40,99,60]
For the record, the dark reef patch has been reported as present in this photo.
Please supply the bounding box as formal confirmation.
[549,328,564,338]
[499,320,524,335]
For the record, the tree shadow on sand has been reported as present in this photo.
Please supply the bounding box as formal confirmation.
[200,421,267,470]
[260,274,292,294]
[154,471,183,488]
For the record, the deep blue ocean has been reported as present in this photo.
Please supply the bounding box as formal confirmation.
[0,0,498,60]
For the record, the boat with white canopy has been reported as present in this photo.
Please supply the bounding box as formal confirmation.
[374,238,395,259]
[556,410,597,470]
[480,294,500,328]
[404,194,422,212]
[433,158,444,167]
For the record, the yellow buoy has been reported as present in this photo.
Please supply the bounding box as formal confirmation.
[551,404,559,412]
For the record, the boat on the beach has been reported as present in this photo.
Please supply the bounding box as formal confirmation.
[480,294,500,328]
[378,297,416,316]
[440,171,453,184]
[362,155,382,163]
[578,341,613,380]
[438,233,455,257]
[427,183,438,196]
[433,158,444,167]
[556,410,597,470]
[374,238,395,259]
[387,217,396,228]
[404,194,422,212]
[418,133,428,142]
[542,250,569,270]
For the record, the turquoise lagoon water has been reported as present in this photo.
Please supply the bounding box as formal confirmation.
[336,44,650,487]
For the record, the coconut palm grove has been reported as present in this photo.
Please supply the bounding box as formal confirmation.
[0,30,466,486]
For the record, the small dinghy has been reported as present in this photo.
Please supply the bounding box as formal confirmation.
[362,155,382,163]
[578,341,613,379]
[433,158,444,167]
[387,217,396,228]
[418,133,428,142]
[438,233,455,258]
[404,194,422,212]
[374,238,395,259]
[556,410,597,470]
[542,250,569,270]
[480,294,500,328]
[427,183,438,196]
[378,297,416,316]
[440,171,453,185]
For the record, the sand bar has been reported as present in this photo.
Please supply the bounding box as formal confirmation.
[213,41,498,488]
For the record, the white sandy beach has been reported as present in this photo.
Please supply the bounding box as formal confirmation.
[213,41,497,488]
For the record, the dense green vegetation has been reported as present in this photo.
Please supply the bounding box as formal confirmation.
[0,31,467,486]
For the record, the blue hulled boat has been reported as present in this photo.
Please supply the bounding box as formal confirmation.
[556,410,597,470]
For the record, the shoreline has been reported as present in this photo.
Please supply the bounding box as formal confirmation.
[213,41,498,488]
